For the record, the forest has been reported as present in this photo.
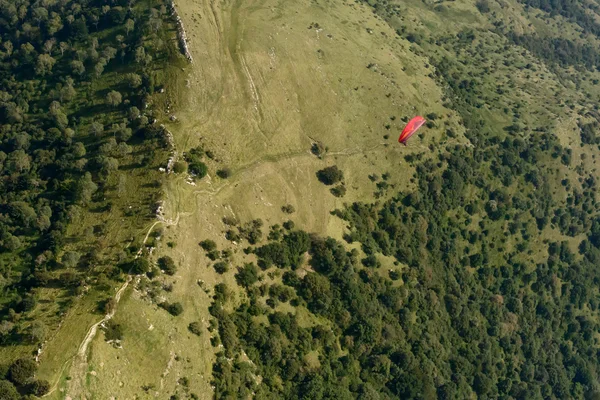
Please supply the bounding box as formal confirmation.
[0,0,178,396]
[202,1,600,398]
[208,128,600,398]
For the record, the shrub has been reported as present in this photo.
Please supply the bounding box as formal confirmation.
[173,161,187,174]
[216,168,231,178]
[62,251,81,268]
[235,263,259,288]
[283,220,295,230]
[188,161,208,178]
[128,258,150,274]
[213,262,229,274]
[161,302,184,316]
[226,229,240,242]
[207,250,220,261]
[362,254,381,268]
[158,256,177,275]
[188,322,203,336]
[311,142,326,157]
[199,240,217,252]
[316,165,343,185]
[281,204,295,214]
[104,320,123,341]
[222,216,238,226]
[0,380,19,400]
[330,185,346,197]
[476,0,490,13]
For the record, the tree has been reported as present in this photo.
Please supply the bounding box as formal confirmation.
[128,258,150,274]
[0,380,19,400]
[35,54,56,76]
[62,251,81,268]
[49,101,69,129]
[125,19,135,36]
[73,142,87,158]
[106,90,122,107]
[94,58,107,77]
[0,321,15,344]
[135,46,146,64]
[9,201,37,228]
[60,78,77,102]
[235,263,259,288]
[97,156,119,177]
[89,121,104,137]
[75,172,98,205]
[316,165,344,185]
[125,73,142,88]
[59,41,69,56]
[128,106,140,121]
[30,379,51,396]
[70,59,85,75]
[28,321,48,344]
[189,161,208,178]
[9,358,37,386]
[8,149,31,173]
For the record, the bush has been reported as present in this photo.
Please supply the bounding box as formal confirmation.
[222,216,238,226]
[235,263,259,288]
[207,250,220,261]
[213,261,229,274]
[161,302,184,316]
[311,142,326,157]
[216,168,232,178]
[316,165,343,185]
[104,320,123,341]
[158,256,177,275]
[128,258,150,274]
[189,161,208,178]
[199,240,217,252]
[330,185,346,197]
[188,321,203,336]
[62,251,81,268]
[476,0,490,13]
[173,161,187,174]
[283,220,295,230]
[0,380,19,400]
[281,204,295,214]
[361,254,381,268]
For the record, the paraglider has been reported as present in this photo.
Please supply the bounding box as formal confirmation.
[398,116,426,146]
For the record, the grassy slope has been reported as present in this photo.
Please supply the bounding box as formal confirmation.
[71,0,600,398]
[69,0,465,397]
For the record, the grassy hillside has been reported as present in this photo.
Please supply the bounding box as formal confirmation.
[59,0,600,398]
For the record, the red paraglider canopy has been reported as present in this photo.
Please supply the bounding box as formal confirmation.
[398,116,426,145]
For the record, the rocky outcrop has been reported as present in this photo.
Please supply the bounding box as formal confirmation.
[169,1,193,62]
